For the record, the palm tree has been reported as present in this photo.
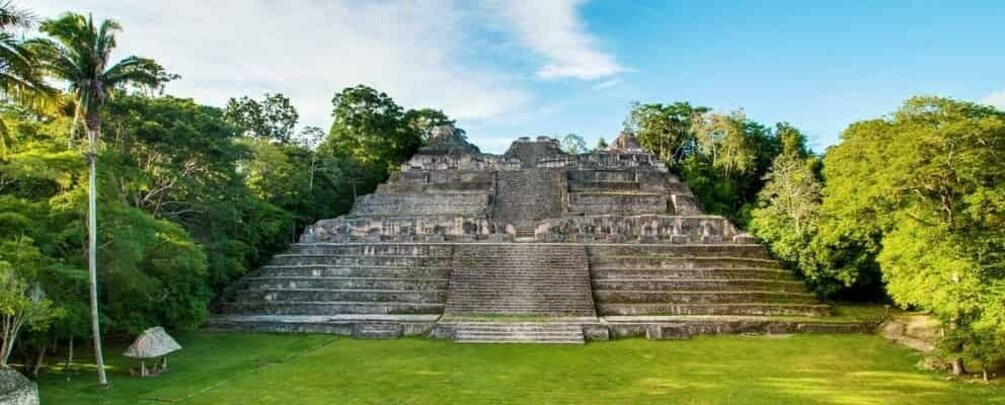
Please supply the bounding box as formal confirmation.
[0,1,57,155]
[30,13,174,386]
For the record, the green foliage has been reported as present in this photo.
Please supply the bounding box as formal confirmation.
[0,238,63,366]
[750,153,825,290]
[594,136,608,151]
[626,102,791,226]
[0,2,58,118]
[628,101,710,163]
[224,93,299,143]
[0,84,439,348]
[403,108,454,141]
[758,96,1005,369]
[324,85,443,174]
[560,133,586,154]
[320,85,453,204]
[29,12,175,131]
[97,202,210,333]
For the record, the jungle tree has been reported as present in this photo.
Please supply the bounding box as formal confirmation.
[29,13,174,385]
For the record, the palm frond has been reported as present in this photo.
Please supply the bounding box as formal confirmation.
[94,18,121,69]
[0,33,59,112]
[102,56,175,89]
[0,1,34,30]
[31,12,174,120]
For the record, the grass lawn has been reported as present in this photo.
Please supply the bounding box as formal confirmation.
[37,333,1001,404]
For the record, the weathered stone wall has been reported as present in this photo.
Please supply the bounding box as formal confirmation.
[503,136,565,168]
[494,169,566,232]
[402,153,521,171]
[567,192,668,216]
[572,152,668,171]
[351,193,490,217]
[535,215,746,243]
[379,170,495,193]
[303,215,513,242]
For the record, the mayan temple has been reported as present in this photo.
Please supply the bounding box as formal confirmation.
[211,126,863,343]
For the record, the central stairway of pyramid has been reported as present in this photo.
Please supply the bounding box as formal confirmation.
[210,127,869,343]
[445,244,595,316]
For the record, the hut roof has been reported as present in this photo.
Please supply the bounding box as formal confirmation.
[123,326,182,359]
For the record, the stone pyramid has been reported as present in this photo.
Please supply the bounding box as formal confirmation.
[211,127,863,343]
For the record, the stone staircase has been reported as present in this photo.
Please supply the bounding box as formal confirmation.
[588,244,830,317]
[444,244,596,316]
[452,322,586,344]
[218,243,453,316]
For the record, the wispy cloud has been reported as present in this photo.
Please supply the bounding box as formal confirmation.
[31,0,530,130]
[981,90,1005,109]
[591,78,623,91]
[485,0,625,80]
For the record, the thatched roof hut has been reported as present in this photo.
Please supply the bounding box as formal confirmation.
[123,327,181,359]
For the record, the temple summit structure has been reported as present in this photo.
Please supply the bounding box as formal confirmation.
[210,127,867,343]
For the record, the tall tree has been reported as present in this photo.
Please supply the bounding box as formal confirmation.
[224,93,299,143]
[29,13,174,385]
[323,85,427,175]
[822,97,1005,374]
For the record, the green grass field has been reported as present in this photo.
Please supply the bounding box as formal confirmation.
[37,333,1001,404]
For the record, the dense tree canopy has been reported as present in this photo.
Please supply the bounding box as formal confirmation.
[752,96,1005,374]
[224,93,299,143]
[626,102,800,226]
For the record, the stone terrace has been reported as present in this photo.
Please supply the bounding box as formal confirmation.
[210,127,864,343]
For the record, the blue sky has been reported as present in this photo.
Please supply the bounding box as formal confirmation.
[34,1,1005,153]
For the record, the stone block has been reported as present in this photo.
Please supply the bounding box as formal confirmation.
[670,235,690,244]
[766,323,796,334]
[797,323,867,334]
[647,325,690,340]
[364,234,381,243]
[457,234,475,243]
[638,235,657,244]
[606,234,627,243]
[488,233,513,242]
[733,233,758,244]
[544,233,564,242]
[701,235,723,244]
[425,234,445,243]
[583,324,611,341]
[353,323,404,339]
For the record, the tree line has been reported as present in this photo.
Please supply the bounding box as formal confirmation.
[0,5,448,382]
[625,98,1004,379]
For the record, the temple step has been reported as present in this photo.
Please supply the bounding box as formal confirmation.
[452,322,585,344]
[444,244,596,317]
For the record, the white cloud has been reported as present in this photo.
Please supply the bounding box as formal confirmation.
[591,78,622,91]
[982,90,1005,109]
[485,0,625,80]
[32,0,530,130]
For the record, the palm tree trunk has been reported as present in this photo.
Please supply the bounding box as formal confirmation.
[86,127,108,386]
